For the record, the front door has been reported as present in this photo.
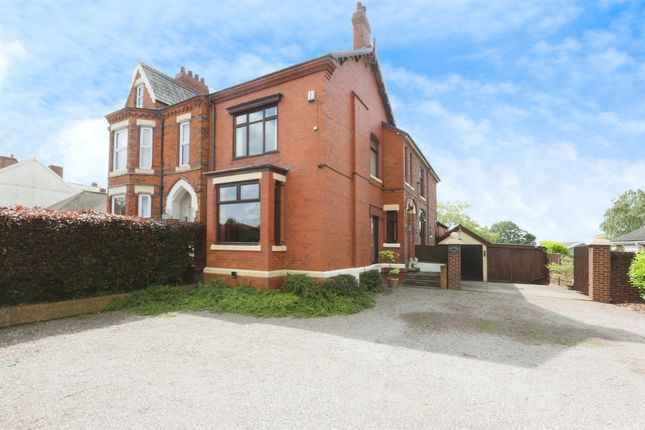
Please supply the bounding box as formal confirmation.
[371,216,379,263]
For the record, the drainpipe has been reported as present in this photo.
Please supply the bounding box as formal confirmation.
[157,112,165,218]
[207,94,216,170]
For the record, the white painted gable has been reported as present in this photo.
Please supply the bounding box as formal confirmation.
[0,158,77,207]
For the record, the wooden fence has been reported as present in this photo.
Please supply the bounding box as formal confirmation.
[487,245,547,284]
[573,245,589,294]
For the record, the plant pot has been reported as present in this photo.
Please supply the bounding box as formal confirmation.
[387,277,399,288]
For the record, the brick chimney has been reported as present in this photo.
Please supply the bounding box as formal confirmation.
[352,2,372,49]
[0,154,18,169]
[174,66,209,95]
[49,165,64,178]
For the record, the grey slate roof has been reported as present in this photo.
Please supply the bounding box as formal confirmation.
[140,63,198,106]
[613,226,645,242]
[48,191,106,213]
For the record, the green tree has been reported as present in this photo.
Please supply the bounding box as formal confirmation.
[539,240,569,255]
[600,189,645,239]
[490,220,537,245]
[437,201,500,243]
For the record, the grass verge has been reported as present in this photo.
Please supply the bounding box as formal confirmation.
[106,280,378,318]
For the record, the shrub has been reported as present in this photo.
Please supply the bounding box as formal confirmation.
[361,269,384,292]
[281,274,317,296]
[539,241,569,255]
[320,274,365,298]
[0,206,204,306]
[629,251,645,296]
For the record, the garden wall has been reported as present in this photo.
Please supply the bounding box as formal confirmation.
[0,206,204,306]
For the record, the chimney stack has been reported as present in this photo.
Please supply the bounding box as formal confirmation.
[49,165,64,178]
[352,2,372,49]
[175,66,209,95]
[0,154,18,169]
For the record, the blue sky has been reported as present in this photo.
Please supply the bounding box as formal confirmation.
[1,0,643,241]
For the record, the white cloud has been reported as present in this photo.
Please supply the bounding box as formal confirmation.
[44,119,108,187]
[0,38,26,89]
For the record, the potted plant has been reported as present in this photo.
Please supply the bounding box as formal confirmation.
[379,250,401,288]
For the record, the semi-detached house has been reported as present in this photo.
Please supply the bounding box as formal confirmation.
[105,3,440,287]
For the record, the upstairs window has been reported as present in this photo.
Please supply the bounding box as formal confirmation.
[218,181,260,243]
[179,121,190,166]
[136,85,144,108]
[419,169,425,197]
[404,147,410,183]
[234,106,277,158]
[139,127,152,169]
[113,129,127,171]
[370,139,379,178]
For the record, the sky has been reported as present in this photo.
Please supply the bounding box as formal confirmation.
[0,0,643,242]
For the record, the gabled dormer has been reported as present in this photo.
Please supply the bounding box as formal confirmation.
[125,63,208,109]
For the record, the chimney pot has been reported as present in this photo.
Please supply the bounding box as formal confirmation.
[188,70,193,77]
[180,66,186,74]
[195,73,199,80]
[200,77,205,83]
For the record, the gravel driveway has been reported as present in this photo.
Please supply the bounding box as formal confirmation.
[1,282,644,429]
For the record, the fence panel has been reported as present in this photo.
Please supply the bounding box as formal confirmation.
[487,245,547,283]
[573,245,589,294]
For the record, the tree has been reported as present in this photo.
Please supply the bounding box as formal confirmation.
[437,201,500,243]
[490,220,536,245]
[600,189,645,240]
[539,241,569,255]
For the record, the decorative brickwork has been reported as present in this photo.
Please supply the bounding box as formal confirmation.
[588,244,611,302]
[447,246,461,290]
[610,252,643,303]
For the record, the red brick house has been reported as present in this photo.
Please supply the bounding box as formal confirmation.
[105,2,440,287]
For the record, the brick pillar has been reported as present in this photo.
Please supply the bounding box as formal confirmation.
[588,235,611,303]
[447,245,461,290]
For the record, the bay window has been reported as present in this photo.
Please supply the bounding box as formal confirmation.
[139,127,152,169]
[113,129,127,171]
[111,195,125,215]
[218,181,260,243]
[138,194,151,218]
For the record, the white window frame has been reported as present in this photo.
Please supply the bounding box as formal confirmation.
[113,129,128,171]
[138,194,151,218]
[139,127,153,169]
[136,85,144,108]
[111,195,126,215]
[179,121,190,166]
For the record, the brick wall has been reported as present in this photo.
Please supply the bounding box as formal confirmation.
[588,245,611,302]
[610,252,642,303]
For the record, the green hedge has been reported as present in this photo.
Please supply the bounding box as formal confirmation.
[0,206,204,306]
[629,251,645,296]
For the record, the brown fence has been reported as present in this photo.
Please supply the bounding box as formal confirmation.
[415,245,447,263]
[487,245,547,284]
[573,245,589,294]
[546,253,561,265]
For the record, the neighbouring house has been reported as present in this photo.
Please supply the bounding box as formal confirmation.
[563,241,585,255]
[104,2,439,287]
[611,226,645,253]
[0,155,106,212]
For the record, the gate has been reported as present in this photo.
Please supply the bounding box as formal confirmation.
[487,245,547,283]
[573,245,588,294]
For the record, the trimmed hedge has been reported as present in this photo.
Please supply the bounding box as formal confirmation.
[0,206,204,306]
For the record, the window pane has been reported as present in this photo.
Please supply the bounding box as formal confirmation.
[140,147,152,169]
[240,183,259,200]
[265,106,277,117]
[181,143,189,165]
[386,211,397,243]
[265,119,277,152]
[181,122,190,143]
[112,196,125,215]
[370,148,378,177]
[235,114,247,125]
[218,202,260,243]
[141,128,152,147]
[139,195,151,218]
[219,185,237,202]
[235,127,247,157]
[249,122,263,155]
[248,110,263,122]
